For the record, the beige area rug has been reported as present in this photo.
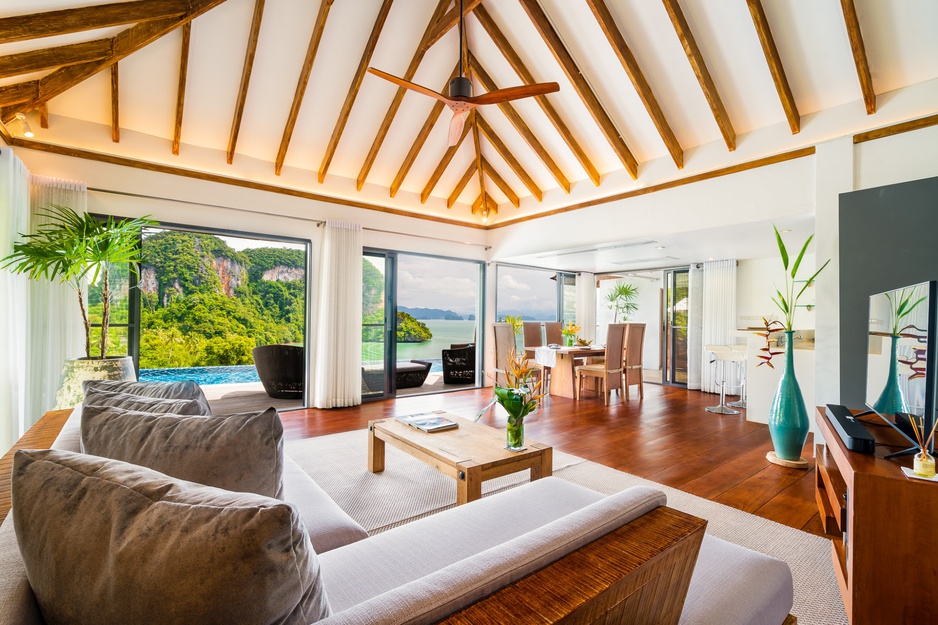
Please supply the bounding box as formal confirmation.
[286,429,848,625]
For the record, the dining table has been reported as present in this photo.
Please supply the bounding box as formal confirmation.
[534,345,607,398]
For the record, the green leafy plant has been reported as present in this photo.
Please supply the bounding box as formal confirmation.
[502,315,523,335]
[1,204,154,358]
[886,288,927,336]
[605,281,639,323]
[771,226,830,331]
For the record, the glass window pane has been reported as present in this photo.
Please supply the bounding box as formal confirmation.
[88,262,130,325]
[362,255,386,398]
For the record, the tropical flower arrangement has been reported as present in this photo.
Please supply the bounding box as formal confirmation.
[477,351,546,450]
[561,321,580,346]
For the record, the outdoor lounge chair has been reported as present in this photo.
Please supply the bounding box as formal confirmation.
[442,343,475,384]
[252,344,305,399]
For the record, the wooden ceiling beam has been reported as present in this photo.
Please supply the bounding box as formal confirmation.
[448,163,476,208]
[356,0,450,191]
[0,39,112,80]
[470,54,570,193]
[420,118,471,204]
[172,22,191,156]
[473,5,599,187]
[274,0,334,176]
[746,0,800,134]
[475,113,541,201]
[226,0,266,164]
[517,0,638,179]
[38,103,49,129]
[422,0,485,51]
[318,0,395,184]
[661,0,735,151]
[586,0,682,169]
[482,157,520,208]
[840,0,875,115]
[0,0,229,125]
[471,193,498,216]
[110,63,119,142]
[472,110,486,210]
[0,81,39,108]
[0,0,189,45]
[390,65,459,198]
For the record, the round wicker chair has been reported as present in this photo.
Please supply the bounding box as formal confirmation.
[252,344,305,399]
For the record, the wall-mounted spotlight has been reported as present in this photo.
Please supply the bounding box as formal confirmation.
[11,113,34,138]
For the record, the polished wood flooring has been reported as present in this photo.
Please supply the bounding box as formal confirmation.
[281,384,821,536]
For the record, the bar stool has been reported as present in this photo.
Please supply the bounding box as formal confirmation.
[727,344,748,408]
[705,345,740,415]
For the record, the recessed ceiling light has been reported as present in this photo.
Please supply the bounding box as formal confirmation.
[780,229,791,233]
[656,245,665,250]
[708,257,715,260]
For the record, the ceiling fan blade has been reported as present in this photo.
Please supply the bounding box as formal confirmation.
[447,110,469,147]
[367,67,450,103]
[468,82,560,106]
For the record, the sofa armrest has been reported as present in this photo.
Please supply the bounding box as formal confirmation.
[438,506,706,625]
[0,409,72,524]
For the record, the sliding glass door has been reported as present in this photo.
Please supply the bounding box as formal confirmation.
[663,268,689,386]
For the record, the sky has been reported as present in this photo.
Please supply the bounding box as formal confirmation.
[396,255,480,317]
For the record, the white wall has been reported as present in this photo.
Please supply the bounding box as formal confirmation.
[736,254,817,332]
[596,275,662,370]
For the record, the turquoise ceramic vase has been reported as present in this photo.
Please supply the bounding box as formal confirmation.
[767,331,810,461]
[873,334,908,415]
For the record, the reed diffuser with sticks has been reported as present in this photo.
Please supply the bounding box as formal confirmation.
[908,414,937,478]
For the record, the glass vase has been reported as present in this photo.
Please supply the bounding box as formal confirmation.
[914,450,936,478]
[873,334,909,415]
[564,335,574,347]
[767,331,810,462]
[506,420,525,451]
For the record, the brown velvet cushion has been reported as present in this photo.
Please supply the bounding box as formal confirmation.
[81,406,285,498]
[82,386,208,415]
[82,379,212,415]
[11,449,331,625]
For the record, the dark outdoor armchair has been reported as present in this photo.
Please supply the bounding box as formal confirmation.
[442,343,476,385]
[253,344,305,399]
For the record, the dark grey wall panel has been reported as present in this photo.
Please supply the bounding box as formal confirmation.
[839,175,938,407]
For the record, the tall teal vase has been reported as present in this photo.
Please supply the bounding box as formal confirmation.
[768,331,810,461]
[873,334,908,415]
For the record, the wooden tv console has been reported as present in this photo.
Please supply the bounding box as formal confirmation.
[814,407,938,623]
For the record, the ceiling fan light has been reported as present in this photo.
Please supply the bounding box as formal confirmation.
[449,76,472,99]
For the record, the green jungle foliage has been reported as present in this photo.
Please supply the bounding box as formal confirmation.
[133,231,305,368]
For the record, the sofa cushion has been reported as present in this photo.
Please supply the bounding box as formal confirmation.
[81,405,285,498]
[679,534,793,625]
[318,479,665,623]
[82,379,212,414]
[12,449,331,625]
[82,386,208,416]
[0,517,42,625]
[282,456,369,553]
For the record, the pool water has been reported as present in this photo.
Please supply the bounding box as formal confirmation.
[139,365,260,386]
[140,360,443,386]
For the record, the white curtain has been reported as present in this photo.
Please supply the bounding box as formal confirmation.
[29,176,86,421]
[687,264,703,390]
[700,259,737,393]
[575,272,596,342]
[313,220,363,408]
[0,149,30,452]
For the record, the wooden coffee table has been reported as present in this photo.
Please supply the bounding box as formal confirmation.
[368,411,553,505]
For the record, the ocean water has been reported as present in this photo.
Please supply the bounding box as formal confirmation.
[364,319,477,367]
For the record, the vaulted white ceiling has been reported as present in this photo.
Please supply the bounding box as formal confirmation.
[1,0,937,228]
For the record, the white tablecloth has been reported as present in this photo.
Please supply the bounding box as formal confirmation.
[534,346,559,368]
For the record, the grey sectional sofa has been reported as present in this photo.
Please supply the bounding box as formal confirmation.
[0,388,794,624]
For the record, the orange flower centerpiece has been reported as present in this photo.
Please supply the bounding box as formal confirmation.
[477,351,546,451]
[561,322,580,347]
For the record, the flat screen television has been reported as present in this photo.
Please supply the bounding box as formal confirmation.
[866,280,938,454]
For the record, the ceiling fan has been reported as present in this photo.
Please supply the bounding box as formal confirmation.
[367,0,559,146]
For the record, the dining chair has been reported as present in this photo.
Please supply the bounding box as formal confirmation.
[575,324,626,405]
[544,321,562,346]
[493,322,516,387]
[622,323,646,400]
[522,321,543,358]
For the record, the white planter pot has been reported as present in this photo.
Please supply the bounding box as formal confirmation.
[55,357,137,409]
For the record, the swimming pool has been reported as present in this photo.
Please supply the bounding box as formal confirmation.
[140,360,443,386]
[139,365,260,386]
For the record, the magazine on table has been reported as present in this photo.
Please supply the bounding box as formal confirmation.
[397,412,459,432]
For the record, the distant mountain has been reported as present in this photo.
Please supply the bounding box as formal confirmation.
[399,306,464,321]
[496,309,557,322]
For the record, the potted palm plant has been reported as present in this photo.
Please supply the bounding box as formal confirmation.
[1,204,154,407]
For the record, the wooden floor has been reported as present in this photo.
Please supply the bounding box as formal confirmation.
[282,383,822,536]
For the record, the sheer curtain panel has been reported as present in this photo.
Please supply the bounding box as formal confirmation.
[700,259,737,394]
[576,272,596,342]
[313,220,363,408]
[0,149,30,452]
[29,176,86,422]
